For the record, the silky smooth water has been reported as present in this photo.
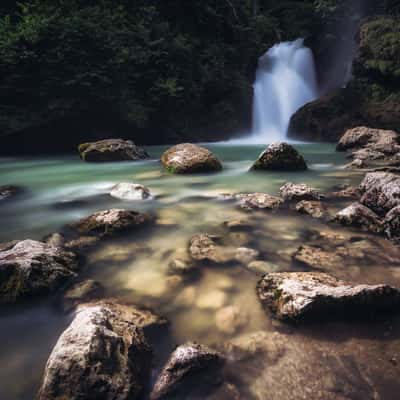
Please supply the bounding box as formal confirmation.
[1,144,400,399]
[250,39,318,143]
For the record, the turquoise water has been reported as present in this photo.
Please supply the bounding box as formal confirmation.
[0,143,350,241]
[1,144,400,399]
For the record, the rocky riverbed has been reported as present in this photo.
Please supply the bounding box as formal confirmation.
[1,138,400,399]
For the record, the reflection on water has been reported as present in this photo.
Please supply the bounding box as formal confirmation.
[1,144,400,399]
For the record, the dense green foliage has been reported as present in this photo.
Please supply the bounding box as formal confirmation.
[0,0,320,149]
[0,0,397,152]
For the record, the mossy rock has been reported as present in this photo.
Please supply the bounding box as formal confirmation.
[161,143,222,174]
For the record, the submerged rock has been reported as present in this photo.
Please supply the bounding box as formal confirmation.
[71,208,154,238]
[150,342,225,400]
[196,290,228,310]
[328,185,361,199]
[215,306,248,335]
[78,139,149,162]
[0,240,78,304]
[280,183,322,202]
[43,232,66,248]
[167,258,197,277]
[161,143,222,174]
[257,272,400,321]
[296,200,327,219]
[359,172,400,215]
[251,142,307,171]
[236,193,283,211]
[189,234,234,264]
[0,185,20,202]
[293,245,343,272]
[110,183,152,201]
[63,280,104,311]
[333,202,383,233]
[38,302,154,400]
[247,260,281,275]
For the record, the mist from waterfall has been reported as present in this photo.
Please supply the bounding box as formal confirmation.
[249,39,318,144]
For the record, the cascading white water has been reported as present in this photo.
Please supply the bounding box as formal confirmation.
[250,39,318,143]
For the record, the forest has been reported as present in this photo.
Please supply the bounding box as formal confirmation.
[0,0,397,152]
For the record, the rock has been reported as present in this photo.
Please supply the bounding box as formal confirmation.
[344,158,367,170]
[359,172,400,215]
[288,89,365,143]
[43,232,65,248]
[63,280,104,311]
[247,261,281,275]
[222,330,380,400]
[78,139,149,162]
[189,234,235,264]
[235,247,259,264]
[251,142,307,171]
[223,219,254,231]
[328,185,360,199]
[0,240,19,252]
[296,200,327,219]
[280,183,322,202]
[196,290,228,310]
[257,272,400,321]
[38,302,154,400]
[215,276,235,291]
[0,240,79,304]
[0,185,20,202]
[174,286,197,308]
[150,342,225,400]
[64,236,100,251]
[110,183,151,201]
[337,126,399,152]
[337,127,400,169]
[71,209,154,238]
[167,258,197,277]
[236,193,283,211]
[161,143,222,174]
[292,229,400,276]
[332,202,383,233]
[293,245,343,272]
[215,306,248,335]
[384,205,400,239]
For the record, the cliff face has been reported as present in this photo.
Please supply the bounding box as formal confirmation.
[289,13,400,142]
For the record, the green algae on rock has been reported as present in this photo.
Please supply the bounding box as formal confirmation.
[161,143,222,174]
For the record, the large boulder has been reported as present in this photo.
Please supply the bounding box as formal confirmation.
[38,302,156,400]
[359,172,400,215]
[110,183,152,201]
[336,126,399,152]
[71,209,154,238]
[257,272,400,321]
[150,342,225,400]
[78,139,149,162]
[251,142,307,171]
[336,126,400,169]
[0,240,78,304]
[332,202,383,233]
[280,183,323,202]
[161,143,222,174]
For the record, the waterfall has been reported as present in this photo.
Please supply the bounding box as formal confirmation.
[249,39,318,143]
